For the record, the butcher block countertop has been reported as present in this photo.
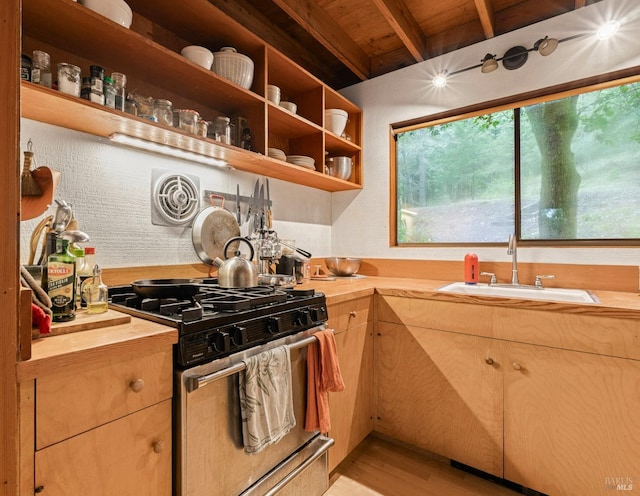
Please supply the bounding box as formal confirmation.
[17,276,640,382]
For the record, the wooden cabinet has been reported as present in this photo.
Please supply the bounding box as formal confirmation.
[376,294,640,495]
[327,297,374,472]
[503,342,640,496]
[20,345,174,495]
[21,0,362,192]
[375,322,503,477]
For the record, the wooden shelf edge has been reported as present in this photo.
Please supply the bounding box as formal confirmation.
[21,82,363,192]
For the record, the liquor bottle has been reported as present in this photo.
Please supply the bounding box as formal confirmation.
[47,238,76,322]
[77,246,96,308]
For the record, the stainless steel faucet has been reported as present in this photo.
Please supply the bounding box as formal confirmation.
[507,233,519,285]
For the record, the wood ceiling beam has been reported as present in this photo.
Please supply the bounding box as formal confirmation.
[371,0,427,62]
[269,0,371,80]
[473,0,496,38]
[575,0,587,8]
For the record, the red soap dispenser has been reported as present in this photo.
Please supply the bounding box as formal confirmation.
[464,253,479,284]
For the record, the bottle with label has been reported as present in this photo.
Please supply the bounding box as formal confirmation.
[78,247,96,308]
[81,264,108,314]
[47,238,76,322]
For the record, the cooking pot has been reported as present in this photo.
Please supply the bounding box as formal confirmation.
[213,237,258,288]
[192,194,240,273]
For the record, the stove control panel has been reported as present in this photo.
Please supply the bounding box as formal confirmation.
[177,303,329,367]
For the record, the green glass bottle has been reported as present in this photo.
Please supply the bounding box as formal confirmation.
[47,238,76,322]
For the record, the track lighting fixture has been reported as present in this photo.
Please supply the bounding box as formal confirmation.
[431,18,621,87]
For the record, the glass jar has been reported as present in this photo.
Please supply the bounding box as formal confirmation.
[213,116,231,144]
[176,109,200,134]
[89,65,104,104]
[57,63,81,97]
[197,119,209,137]
[104,76,116,108]
[21,55,32,82]
[111,72,127,111]
[32,50,52,88]
[153,99,173,126]
[80,76,92,100]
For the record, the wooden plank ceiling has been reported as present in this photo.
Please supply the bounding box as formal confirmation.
[211,0,600,89]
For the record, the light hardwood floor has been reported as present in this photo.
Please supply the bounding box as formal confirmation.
[326,436,521,496]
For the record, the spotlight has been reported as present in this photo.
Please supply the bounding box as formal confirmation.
[480,54,498,73]
[596,20,620,40]
[432,70,448,87]
[534,36,559,56]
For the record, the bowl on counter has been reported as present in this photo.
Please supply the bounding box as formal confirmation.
[181,46,214,69]
[212,47,254,89]
[324,257,362,277]
[79,0,133,28]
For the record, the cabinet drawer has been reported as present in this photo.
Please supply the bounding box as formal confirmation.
[327,297,372,334]
[35,399,172,496]
[36,348,173,449]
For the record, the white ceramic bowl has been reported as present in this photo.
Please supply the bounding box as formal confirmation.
[267,84,281,105]
[279,101,297,114]
[325,108,348,135]
[80,0,132,28]
[212,47,254,90]
[181,46,214,70]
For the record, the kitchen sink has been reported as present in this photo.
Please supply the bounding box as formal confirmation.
[437,282,598,303]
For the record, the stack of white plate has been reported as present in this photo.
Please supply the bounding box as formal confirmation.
[268,148,286,161]
[286,155,315,170]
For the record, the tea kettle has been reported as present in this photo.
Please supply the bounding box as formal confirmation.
[213,237,258,288]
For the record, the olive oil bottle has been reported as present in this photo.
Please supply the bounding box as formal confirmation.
[47,237,76,322]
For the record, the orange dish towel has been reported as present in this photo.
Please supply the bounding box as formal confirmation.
[304,329,345,433]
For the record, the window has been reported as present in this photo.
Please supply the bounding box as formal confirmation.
[394,76,640,245]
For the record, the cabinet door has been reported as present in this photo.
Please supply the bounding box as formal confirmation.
[328,320,374,471]
[35,399,172,496]
[504,343,640,495]
[375,322,503,477]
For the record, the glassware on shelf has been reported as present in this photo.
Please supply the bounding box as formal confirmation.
[57,63,81,97]
[32,50,52,88]
[153,99,173,126]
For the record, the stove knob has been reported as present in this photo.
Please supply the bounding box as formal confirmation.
[295,309,312,327]
[230,326,248,346]
[210,331,230,353]
[267,316,282,334]
[310,306,328,322]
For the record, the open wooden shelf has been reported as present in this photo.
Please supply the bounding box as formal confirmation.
[21,0,364,192]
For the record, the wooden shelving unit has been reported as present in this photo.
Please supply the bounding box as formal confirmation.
[21,0,363,192]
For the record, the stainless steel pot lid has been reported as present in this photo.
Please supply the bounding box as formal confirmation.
[192,204,240,265]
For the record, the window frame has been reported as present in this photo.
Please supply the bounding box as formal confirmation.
[390,68,640,248]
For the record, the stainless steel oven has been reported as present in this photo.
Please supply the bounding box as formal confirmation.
[108,282,332,496]
[177,328,333,496]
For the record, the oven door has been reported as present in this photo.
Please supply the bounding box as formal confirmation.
[176,327,333,496]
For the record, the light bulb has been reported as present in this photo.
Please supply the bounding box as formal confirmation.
[432,71,448,88]
[596,20,620,40]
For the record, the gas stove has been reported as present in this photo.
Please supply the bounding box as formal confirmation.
[108,280,328,367]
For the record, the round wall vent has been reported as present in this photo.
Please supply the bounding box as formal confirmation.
[151,171,200,226]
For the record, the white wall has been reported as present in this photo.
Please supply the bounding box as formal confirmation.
[338,0,640,268]
[19,120,332,268]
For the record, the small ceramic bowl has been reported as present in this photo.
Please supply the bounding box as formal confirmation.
[279,101,297,114]
[181,46,214,70]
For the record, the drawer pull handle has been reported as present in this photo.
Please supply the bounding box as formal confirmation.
[512,362,523,371]
[349,311,357,317]
[129,378,145,393]
[485,357,494,365]
[152,441,165,453]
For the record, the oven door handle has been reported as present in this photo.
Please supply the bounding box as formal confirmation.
[261,435,334,496]
[186,333,321,393]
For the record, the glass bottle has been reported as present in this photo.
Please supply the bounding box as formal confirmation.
[72,246,86,309]
[78,246,96,307]
[32,50,52,88]
[89,65,104,104]
[47,238,76,322]
[111,72,127,111]
[104,76,116,108]
[81,265,108,314]
[213,116,231,144]
[21,54,32,82]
